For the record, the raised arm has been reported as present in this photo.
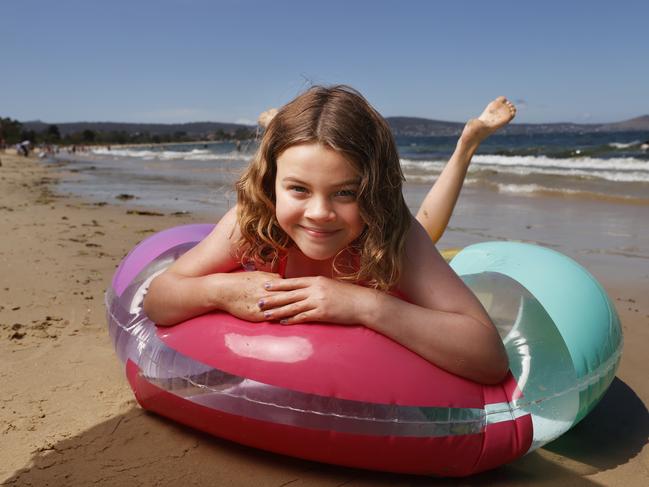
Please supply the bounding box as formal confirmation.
[416,97,516,243]
[143,206,278,326]
[415,137,479,243]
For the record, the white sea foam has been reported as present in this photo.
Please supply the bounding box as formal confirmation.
[88,149,649,184]
[401,155,649,183]
[91,147,253,162]
[471,154,649,172]
[400,158,446,172]
[496,183,572,195]
[482,165,649,183]
[609,141,641,149]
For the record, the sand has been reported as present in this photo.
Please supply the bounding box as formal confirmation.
[0,152,647,486]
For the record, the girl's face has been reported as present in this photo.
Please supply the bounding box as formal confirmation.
[275,143,365,261]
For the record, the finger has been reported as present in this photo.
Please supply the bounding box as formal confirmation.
[279,310,319,325]
[263,300,314,321]
[258,289,307,310]
[264,277,313,291]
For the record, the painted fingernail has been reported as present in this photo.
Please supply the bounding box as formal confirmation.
[264,311,272,319]
[257,299,265,309]
[279,319,288,325]
[264,282,271,290]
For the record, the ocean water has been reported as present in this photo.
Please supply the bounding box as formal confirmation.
[53,131,649,217]
[56,141,251,216]
[397,131,649,202]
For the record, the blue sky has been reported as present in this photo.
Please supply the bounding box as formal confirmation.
[2,1,648,125]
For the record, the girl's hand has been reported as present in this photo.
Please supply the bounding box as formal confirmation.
[220,271,281,322]
[258,276,368,325]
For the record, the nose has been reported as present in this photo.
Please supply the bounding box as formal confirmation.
[304,195,335,222]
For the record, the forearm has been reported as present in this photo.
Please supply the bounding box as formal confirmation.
[357,287,508,384]
[143,272,233,326]
[415,138,480,243]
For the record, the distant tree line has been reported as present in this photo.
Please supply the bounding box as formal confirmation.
[0,117,255,146]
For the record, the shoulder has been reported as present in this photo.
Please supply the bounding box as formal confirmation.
[196,205,241,252]
[396,218,472,313]
[213,205,241,239]
[399,217,449,282]
[167,205,242,277]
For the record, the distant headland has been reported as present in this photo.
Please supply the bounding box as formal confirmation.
[2,114,648,146]
[385,115,649,136]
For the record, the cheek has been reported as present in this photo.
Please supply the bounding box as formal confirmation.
[274,194,300,228]
[344,206,366,235]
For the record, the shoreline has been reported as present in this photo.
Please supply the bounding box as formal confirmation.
[1,152,647,485]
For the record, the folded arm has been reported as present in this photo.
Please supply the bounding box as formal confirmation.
[259,220,509,385]
[143,206,278,326]
[370,220,508,384]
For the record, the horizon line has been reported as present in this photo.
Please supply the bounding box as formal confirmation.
[18,113,649,128]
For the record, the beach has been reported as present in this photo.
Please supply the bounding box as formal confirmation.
[1,151,647,486]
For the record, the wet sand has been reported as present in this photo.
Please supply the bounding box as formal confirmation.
[1,152,647,486]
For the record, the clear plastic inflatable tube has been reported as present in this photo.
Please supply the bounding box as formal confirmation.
[106,224,622,476]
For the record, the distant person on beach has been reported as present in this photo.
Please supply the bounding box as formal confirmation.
[17,140,31,157]
[144,85,515,384]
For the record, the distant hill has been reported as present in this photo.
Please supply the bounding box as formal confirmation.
[597,115,649,132]
[385,117,465,137]
[385,115,649,136]
[22,114,649,139]
[22,120,254,138]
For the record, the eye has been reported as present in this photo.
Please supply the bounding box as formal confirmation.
[335,189,357,199]
[288,185,309,194]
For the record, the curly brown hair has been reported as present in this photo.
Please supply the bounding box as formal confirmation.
[236,85,411,291]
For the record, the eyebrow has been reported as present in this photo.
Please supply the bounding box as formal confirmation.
[282,176,360,187]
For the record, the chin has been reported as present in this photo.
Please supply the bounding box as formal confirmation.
[300,247,338,262]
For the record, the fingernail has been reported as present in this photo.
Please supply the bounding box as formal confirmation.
[279,319,288,325]
[264,282,271,290]
[264,311,272,319]
[257,299,265,309]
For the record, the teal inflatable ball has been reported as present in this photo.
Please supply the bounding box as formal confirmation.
[450,241,623,451]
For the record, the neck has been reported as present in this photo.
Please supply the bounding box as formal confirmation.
[284,247,357,279]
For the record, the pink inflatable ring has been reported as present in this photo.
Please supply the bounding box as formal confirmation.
[106,224,621,476]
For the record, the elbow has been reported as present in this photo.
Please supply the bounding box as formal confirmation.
[478,345,510,385]
[143,305,173,327]
[142,275,176,327]
[142,289,162,325]
[144,300,179,326]
[449,354,509,386]
[475,318,510,385]
[461,327,510,385]
[143,300,178,327]
[479,356,510,385]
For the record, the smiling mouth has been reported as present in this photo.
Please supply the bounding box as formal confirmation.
[299,226,341,238]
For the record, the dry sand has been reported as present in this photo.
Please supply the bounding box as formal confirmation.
[0,152,647,486]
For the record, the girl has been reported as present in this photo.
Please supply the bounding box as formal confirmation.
[144,85,515,385]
